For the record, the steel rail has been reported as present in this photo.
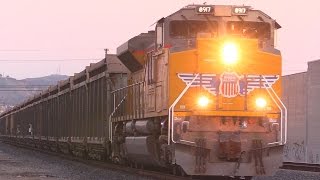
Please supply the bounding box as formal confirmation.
[281,162,320,172]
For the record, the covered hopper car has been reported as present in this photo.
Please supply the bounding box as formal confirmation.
[0,4,287,179]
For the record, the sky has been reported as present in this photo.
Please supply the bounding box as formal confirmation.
[0,0,319,79]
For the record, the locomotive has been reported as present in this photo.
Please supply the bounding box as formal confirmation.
[0,4,287,178]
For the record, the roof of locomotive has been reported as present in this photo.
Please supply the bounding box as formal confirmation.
[161,4,281,29]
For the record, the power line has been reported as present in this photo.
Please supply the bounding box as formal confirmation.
[0,58,101,62]
[0,87,47,89]
[0,85,51,91]
[0,90,43,91]
[0,88,47,89]
[0,49,42,52]
[0,85,51,87]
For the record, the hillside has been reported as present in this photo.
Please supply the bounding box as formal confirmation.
[0,74,68,107]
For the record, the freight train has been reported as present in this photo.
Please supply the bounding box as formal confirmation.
[0,4,287,179]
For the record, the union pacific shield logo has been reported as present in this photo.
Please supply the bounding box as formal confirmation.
[219,72,240,98]
[178,72,279,98]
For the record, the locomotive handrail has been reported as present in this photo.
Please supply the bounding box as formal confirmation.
[168,73,199,145]
[110,82,144,94]
[109,81,144,142]
[108,94,127,142]
[262,76,287,145]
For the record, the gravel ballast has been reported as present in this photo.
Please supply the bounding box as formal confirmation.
[0,142,153,180]
[0,141,319,180]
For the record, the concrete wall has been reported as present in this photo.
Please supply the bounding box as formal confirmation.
[306,60,320,164]
[282,59,320,164]
[282,72,307,163]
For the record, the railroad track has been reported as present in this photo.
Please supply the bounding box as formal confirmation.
[0,139,190,180]
[281,162,320,172]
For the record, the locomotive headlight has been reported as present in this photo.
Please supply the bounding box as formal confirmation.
[197,96,209,108]
[222,42,239,65]
[255,97,267,108]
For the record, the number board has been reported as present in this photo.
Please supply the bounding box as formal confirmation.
[195,6,214,14]
[232,7,248,15]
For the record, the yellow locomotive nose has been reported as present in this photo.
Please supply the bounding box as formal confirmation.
[221,42,239,65]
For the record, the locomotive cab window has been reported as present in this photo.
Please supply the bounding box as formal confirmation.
[227,21,271,39]
[170,20,217,38]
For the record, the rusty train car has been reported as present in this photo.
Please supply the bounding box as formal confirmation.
[0,5,287,178]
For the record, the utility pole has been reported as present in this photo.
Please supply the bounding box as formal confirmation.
[104,48,109,71]
[104,48,109,60]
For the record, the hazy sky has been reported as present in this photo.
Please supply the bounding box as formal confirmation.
[0,0,319,79]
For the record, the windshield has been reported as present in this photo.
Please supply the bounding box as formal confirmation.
[227,21,271,39]
[170,20,218,38]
